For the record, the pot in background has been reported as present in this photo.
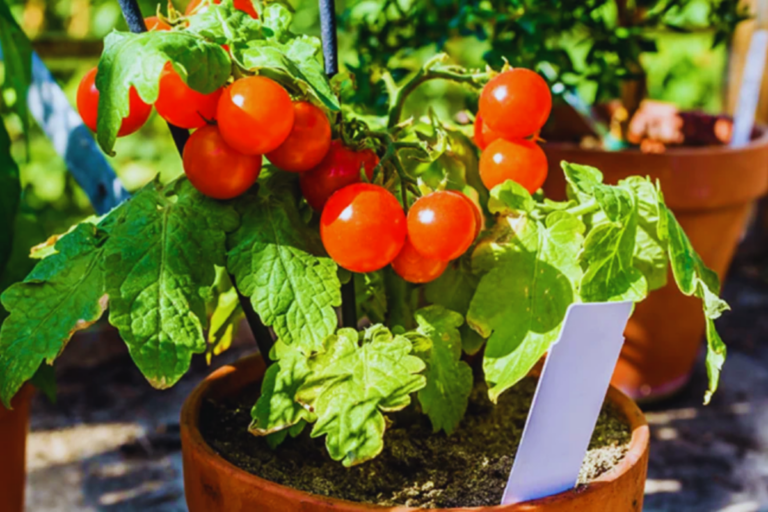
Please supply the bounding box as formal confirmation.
[543,129,768,400]
[0,385,33,512]
[181,354,649,512]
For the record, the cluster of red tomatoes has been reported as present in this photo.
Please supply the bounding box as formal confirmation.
[474,68,552,195]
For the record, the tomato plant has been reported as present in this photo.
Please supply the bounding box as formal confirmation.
[155,63,223,129]
[300,140,379,211]
[0,0,730,472]
[266,101,332,173]
[144,16,171,31]
[76,67,151,137]
[320,183,406,273]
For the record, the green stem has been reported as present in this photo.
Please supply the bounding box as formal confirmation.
[565,200,600,218]
[387,59,491,129]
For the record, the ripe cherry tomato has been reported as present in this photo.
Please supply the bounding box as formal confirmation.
[185,0,219,15]
[473,114,503,150]
[407,191,477,262]
[479,139,548,194]
[321,183,406,273]
[300,141,379,211]
[391,237,448,284]
[76,67,152,137]
[479,69,552,139]
[233,0,259,18]
[266,101,331,173]
[145,16,171,31]
[155,63,222,129]
[217,76,294,156]
[461,192,483,239]
[182,124,261,199]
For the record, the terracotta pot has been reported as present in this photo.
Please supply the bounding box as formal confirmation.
[0,385,33,512]
[181,354,650,512]
[543,130,768,400]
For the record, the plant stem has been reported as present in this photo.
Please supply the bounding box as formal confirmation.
[387,61,491,129]
[566,200,600,218]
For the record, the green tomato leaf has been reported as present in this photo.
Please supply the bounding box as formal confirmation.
[186,0,262,45]
[468,211,584,402]
[579,183,648,302]
[105,180,239,389]
[410,306,472,434]
[250,340,315,438]
[241,37,339,111]
[0,223,109,407]
[95,30,230,154]
[295,326,426,466]
[424,261,483,354]
[620,177,668,291]
[0,1,32,140]
[227,187,341,352]
[206,286,243,364]
[659,203,729,403]
[0,122,21,274]
[261,3,292,41]
[561,162,604,203]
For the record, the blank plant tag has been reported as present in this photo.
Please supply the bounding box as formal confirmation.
[501,301,633,506]
[731,29,768,148]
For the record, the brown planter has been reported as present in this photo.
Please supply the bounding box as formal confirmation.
[0,385,33,512]
[543,130,768,400]
[181,354,650,512]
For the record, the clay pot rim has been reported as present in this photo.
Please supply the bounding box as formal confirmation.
[544,123,768,157]
[180,353,650,511]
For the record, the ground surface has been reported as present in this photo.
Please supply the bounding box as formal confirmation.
[22,245,768,512]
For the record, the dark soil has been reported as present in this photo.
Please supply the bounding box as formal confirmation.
[199,377,631,508]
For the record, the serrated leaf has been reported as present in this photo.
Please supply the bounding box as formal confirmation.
[186,0,262,45]
[227,187,341,352]
[468,211,584,402]
[295,326,426,466]
[620,177,668,291]
[206,286,243,364]
[579,183,648,302]
[0,122,20,274]
[95,30,230,154]
[561,162,604,203]
[105,180,238,389]
[424,261,483,354]
[250,340,315,437]
[261,3,292,41]
[411,306,472,434]
[660,203,729,403]
[488,180,535,214]
[241,36,339,111]
[0,223,109,407]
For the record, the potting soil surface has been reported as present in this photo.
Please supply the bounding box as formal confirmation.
[199,378,631,508]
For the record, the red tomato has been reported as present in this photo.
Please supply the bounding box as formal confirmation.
[76,67,152,137]
[479,69,552,139]
[185,0,220,15]
[233,0,259,18]
[321,183,406,273]
[266,101,331,172]
[217,77,294,155]
[461,192,483,239]
[473,114,503,150]
[155,63,222,129]
[182,125,261,199]
[479,139,548,194]
[391,237,448,283]
[407,190,477,262]
[145,16,171,31]
[300,141,379,211]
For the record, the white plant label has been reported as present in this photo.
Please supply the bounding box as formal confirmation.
[501,301,633,506]
[731,29,768,148]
